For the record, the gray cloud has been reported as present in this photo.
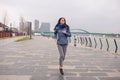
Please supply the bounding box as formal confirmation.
[0,0,120,33]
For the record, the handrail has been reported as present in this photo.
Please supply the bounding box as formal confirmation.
[99,38,103,49]
[106,39,109,51]
[114,39,118,53]
[71,35,119,54]
[94,38,97,48]
[85,37,88,46]
[89,37,92,47]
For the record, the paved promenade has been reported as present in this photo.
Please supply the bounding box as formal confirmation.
[0,36,120,80]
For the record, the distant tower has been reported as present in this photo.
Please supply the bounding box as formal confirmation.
[34,20,39,32]
[39,22,50,32]
[19,22,24,33]
[19,17,26,33]
[25,21,32,35]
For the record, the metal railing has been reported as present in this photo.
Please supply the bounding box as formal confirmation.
[70,34,120,54]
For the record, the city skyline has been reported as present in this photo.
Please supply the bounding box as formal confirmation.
[34,20,50,33]
[0,0,120,33]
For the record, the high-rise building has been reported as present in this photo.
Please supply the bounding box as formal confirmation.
[26,22,32,35]
[39,22,50,32]
[34,20,39,32]
[19,21,31,34]
[19,22,24,33]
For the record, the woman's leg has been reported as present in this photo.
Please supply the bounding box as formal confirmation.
[57,44,65,75]
[62,45,68,61]
[57,45,64,67]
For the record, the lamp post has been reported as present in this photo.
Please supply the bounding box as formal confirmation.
[30,23,32,39]
[27,22,32,39]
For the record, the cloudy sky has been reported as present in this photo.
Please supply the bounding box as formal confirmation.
[0,0,120,33]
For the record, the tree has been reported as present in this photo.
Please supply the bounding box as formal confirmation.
[19,16,26,33]
[3,11,8,25]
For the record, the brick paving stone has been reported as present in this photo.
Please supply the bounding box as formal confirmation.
[99,77,120,80]
[0,75,31,80]
[66,77,97,80]
[80,73,108,77]
[0,36,120,80]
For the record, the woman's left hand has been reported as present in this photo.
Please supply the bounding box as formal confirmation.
[62,30,66,33]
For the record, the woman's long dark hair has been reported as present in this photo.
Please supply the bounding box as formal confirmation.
[54,17,69,30]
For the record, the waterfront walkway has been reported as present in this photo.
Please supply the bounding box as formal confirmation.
[0,36,120,80]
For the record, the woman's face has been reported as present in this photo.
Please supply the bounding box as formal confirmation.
[60,18,65,24]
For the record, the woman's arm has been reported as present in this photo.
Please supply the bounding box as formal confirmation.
[66,28,71,37]
[62,28,71,37]
[54,27,58,39]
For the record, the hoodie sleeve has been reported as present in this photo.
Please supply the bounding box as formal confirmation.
[65,28,71,37]
[54,27,58,39]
